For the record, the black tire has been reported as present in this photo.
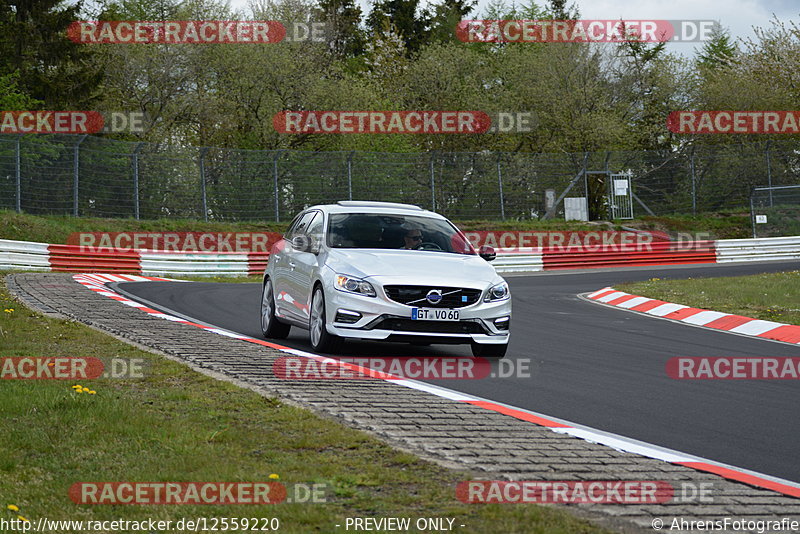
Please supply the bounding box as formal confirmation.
[260,279,291,339]
[471,342,507,359]
[309,285,343,353]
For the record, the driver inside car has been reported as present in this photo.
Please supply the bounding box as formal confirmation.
[401,227,423,249]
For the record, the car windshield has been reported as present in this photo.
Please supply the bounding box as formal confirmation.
[327,213,476,255]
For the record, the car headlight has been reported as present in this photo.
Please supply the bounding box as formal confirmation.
[335,275,376,297]
[484,282,510,302]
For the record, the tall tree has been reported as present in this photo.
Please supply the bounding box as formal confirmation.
[0,0,101,107]
[315,0,366,58]
[428,0,475,44]
[367,0,431,54]
[696,25,737,70]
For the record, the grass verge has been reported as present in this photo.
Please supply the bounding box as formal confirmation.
[616,270,800,325]
[0,276,608,534]
[0,209,754,244]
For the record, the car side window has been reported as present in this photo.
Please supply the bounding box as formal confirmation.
[284,213,304,240]
[287,212,315,240]
[305,211,324,242]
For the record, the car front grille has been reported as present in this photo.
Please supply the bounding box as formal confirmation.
[369,318,486,334]
[383,285,482,308]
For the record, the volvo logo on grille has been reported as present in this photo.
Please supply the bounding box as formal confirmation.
[426,289,443,305]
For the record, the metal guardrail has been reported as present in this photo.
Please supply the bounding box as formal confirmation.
[0,239,50,271]
[715,236,800,263]
[2,237,799,276]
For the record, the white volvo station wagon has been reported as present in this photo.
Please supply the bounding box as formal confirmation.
[260,201,511,357]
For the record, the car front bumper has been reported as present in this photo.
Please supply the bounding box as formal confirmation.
[322,276,511,345]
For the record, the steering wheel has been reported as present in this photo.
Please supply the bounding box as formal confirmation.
[419,242,442,251]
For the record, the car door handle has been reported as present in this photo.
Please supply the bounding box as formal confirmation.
[273,254,281,261]
[288,262,296,270]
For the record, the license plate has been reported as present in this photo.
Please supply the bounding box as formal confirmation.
[411,308,459,321]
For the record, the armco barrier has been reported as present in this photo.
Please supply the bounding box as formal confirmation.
[0,239,50,271]
[0,239,266,277]
[1,237,799,276]
[139,251,268,277]
[543,240,717,270]
[716,236,800,263]
[48,244,141,273]
[493,248,544,273]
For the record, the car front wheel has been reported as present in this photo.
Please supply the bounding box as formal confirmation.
[309,286,343,353]
[261,279,291,339]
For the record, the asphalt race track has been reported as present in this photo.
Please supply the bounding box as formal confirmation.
[116,261,800,484]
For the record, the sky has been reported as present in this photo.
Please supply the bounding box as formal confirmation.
[227,0,800,56]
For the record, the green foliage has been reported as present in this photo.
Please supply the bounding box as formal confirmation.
[696,25,737,70]
[366,0,432,54]
[15,0,795,153]
[0,0,101,107]
[0,72,41,110]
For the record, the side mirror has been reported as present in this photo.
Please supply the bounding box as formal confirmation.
[479,245,496,262]
[292,235,320,254]
[291,235,311,253]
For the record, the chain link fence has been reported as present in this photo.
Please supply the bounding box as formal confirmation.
[1,134,798,222]
[750,185,800,238]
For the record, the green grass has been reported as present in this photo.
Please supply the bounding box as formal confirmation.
[616,270,800,325]
[0,279,609,534]
[621,213,752,240]
[0,210,286,245]
[0,209,755,244]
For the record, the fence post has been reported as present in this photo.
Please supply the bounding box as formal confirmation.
[750,194,757,238]
[496,153,505,220]
[347,151,354,201]
[199,147,209,221]
[15,135,21,213]
[73,134,87,216]
[132,142,144,220]
[273,151,281,222]
[765,140,773,207]
[690,146,696,215]
[429,151,436,212]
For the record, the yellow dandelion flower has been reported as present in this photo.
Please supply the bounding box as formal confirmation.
[268,474,280,480]
[75,389,84,394]
[81,387,90,392]
[7,504,19,512]
[72,384,82,389]
[88,390,96,395]
[18,515,28,522]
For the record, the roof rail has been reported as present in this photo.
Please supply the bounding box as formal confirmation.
[336,201,424,210]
